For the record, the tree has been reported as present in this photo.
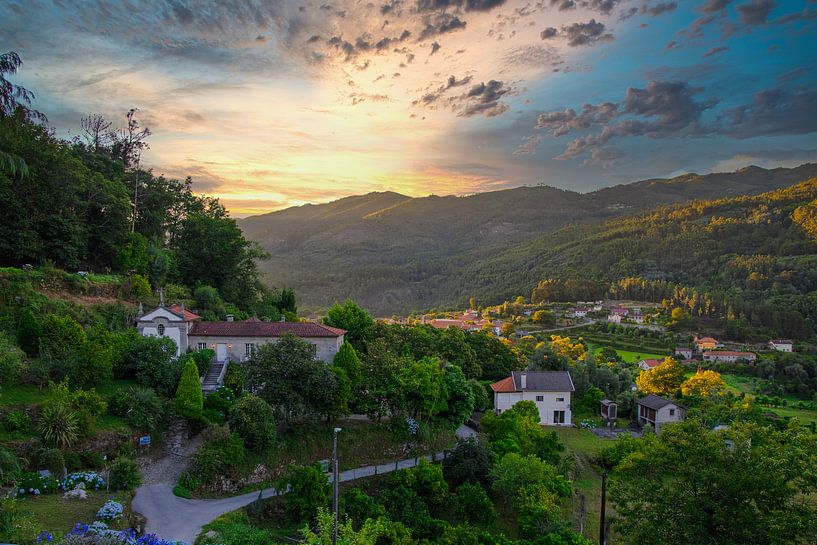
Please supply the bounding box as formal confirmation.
[229,394,276,451]
[443,438,495,487]
[0,333,24,387]
[301,508,413,545]
[636,357,685,396]
[500,322,515,337]
[324,300,374,344]
[491,453,570,504]
[681,369,726,397]
[108,456,141,491]
[37,402,79,449]
[515,482,563,538]
[174,358,203,421]
[0,51,43,121]
[79,113,113,153]
[334,341,362,386]
[278,464,330,522]
[453,482,495,524]
[40,314,86,359]
[465,332,518,380]
[357,339,406,422]
[16,308,41,357]
[121,335,180,396]
[610,421,817,545]
[532,310,555,325]
[399,358,447,420]
[439,365,475,428]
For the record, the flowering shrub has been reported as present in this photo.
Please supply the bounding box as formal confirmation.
[579,420,596,429]
[62,471,105,491]
[405,416,419,436]
[16,472,58,497]
[45,522,187,544]
[96,500,124,521]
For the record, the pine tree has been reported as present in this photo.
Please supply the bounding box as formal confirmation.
[333,341,362,386]
[174,357,203,421]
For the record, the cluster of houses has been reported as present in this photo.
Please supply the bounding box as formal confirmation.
[606,305,656,325]
[489,370,685,433]
[669,335,795,366]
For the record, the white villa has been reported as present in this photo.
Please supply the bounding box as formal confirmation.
[768,339,793,352]
[490,371,575,426]
[136,304,346,390]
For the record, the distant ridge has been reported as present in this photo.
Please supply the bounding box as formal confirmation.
[238,163,817,314]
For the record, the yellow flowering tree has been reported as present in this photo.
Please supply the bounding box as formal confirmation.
[681,369,726,397]
[636,357,684,396]
[548,335,586,362]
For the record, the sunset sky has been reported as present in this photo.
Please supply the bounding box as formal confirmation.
[4,0,817,215]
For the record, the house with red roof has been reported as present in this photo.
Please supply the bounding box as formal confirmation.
[137,304,346,390]
[768,339,793,352]
[702,351,756,363]
[637,358,664,371]
[489,371,575,426]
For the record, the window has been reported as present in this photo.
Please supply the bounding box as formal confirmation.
[669,409,675,416]
[197,342,207,351]
[157,324,165,336]
[245,343,256,359]
[556,397,565,402]
[553,410,565,424]
[535,395,544,402]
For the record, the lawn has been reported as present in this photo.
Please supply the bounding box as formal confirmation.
[766,406,817,425]
[0,379,137,408]
[13,490,133,536]
[586,343,667,364]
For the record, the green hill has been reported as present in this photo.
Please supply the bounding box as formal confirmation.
[239,164,817,316]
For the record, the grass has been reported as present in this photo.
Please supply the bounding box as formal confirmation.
[0,379,138,408]
[13,490,133,535]
[586,342,668,364]
[766,406,817,425]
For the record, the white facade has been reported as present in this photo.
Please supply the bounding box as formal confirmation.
[136,307,189,356]
[189,333,343,363]
[607,314,622,324]
[769,340,793,352]
[494,391,572,426]
[637,397,685,434]
[702,352,756,363]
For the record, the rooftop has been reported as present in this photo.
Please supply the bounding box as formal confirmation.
[189,321,346,338]
[638,394,683,411]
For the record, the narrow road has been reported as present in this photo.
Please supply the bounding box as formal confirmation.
[132,424,476,544]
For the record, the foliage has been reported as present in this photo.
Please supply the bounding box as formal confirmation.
[324,300,374,344]
[635,357,684,396]
[277,464,330,522]
[96,500,124,521]
[610,421,817,545]
[121,335,181,397]
[15,471,58,497]
[174,357,203,421]
[300,508,414,545]
[199,511,273,545]
[191,427,246,484]
[0,447,21,485]
[443,438,495,487]
[481,406,565,465]
[439,365,475,428]
[16,307,42,357]
[109,387,164,431]
[203,386,235,421]
[228,394,275,451]
[187,348,215,377]
[223,363,245,395]
[399,358,447,420]
[37,402,79,448]
[108,457,141,491]
[453,482,495,524]
[129,274,151,299]
[515,482,563,538]
[0,332,24,386]
[340,488,387,529]
[681,369,726,397]
[598,433,641,470]
[490,453,570,504]
[334,341,362,387]
[468,379,490,412]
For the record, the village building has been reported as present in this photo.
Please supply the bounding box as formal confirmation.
[636,394,685,433]
[599,399,618,420]
[768,339,793,352]
[702,351,756,363]
[675,347,693,359]
[136,304,346,389]
[694,336,723,352]
[637,358,664,371]
[607,313,623,324]
[490,371,574,426]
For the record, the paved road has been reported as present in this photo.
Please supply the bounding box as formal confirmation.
[132,424,476,543]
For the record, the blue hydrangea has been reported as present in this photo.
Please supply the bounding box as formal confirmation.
[96,499,124,521]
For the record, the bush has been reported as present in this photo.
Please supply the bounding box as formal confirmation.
[0,333,24,386]
[129,274,151,298]
[0,447,21,485]
[79,450,105,470]
[189,348,215,376]
[15,471,58,497]
[108,457,141,491]
[125,387,165,431]
[16,307,42,357]
[38,448,66,479]
[453,482,495,524]
[174,358,203,421]
[62,471,105,491]
[37,402,79,448]
[443,438,495,487]
[223,362,245,395]
[192,429,246,483]
[229,394,276,451]
[96,499,124,521]
[469,379,490,413]
[599,434,641,470]
[340,487,386,529]
[173,484,193,499]
[278,464,330,522]
[2,410,31,435]
[204,387,235,418]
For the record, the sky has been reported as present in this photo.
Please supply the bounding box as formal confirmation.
[3,0,817,216]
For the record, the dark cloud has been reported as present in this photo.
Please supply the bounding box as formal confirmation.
[430,41,441,54]
[170,1,195,25]
[548,0,621,13]
[418,13,467,40]
[465,0,507,11]
[540,27,558,39]
[703,45,728,56]
[533,81,716,159]
[719,87,817,138]
[737,0,775,24]
[549,0,576,10]
[586,147,623,165]
[700,0,731,12]
[641,2,678,16]
[381,0,402,14]
[414,75,474,105]
[456,80,513,117]
[415,0,506,11]
[562,19,614,46]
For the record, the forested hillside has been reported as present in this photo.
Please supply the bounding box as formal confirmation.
[458,179,817,338]
[239,164,817,315]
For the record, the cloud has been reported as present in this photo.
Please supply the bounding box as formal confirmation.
[640,2,678,16]
[417,13,467,41]
[737,0,775,25]
[585,146,623,165]
[703,45,729,56]
[514,133,543,155]
[561,19,614,46]
[548,0,623,14]
[502,44,561,68]
[533,81,716,159]
[429,41,441,54]
[540,27,558,39]
[719,86,817,138]
[454,80,514,117]
[700,0,732,12]
[413,75,474,106]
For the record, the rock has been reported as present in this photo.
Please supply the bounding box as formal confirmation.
[64,487,88,500]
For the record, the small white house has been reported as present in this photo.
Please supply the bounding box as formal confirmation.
[637,358,663,371]
[607,313,623,324]
[636,394,685,434]
[768,339,793,352]
[490,371,574,426]
[675,347,693,359]
[702,351,756,363]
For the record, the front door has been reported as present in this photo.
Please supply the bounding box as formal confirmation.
[216,343,227,362]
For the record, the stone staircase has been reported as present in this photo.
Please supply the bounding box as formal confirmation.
[202,362,225,392]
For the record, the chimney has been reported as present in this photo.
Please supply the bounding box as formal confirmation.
[180,303,185,319]
[520,373,527,389]
[226,314,234,322]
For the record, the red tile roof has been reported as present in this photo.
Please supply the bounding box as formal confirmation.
[167,304,201,321]
[490,376,516,393]
[703,351,755,357]
[189,321,345,338]
[639,359,663,368]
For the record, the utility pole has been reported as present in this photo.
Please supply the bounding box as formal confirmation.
[599,472,608,545]
[332,427,342,545]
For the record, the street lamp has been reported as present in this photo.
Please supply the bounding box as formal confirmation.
[332,427,342,545]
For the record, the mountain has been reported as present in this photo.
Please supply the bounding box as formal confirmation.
[238,163,817,315]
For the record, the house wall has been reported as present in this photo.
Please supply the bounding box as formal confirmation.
[494,391,572,426]
[187,334,343,363]
[137,319,187,356]
[771,343,792,352]
[654,404,684,433]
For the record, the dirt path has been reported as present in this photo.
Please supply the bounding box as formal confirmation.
[132,424,476,543]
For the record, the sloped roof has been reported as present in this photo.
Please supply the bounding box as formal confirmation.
[512,371,575,392]
[167,304,201,322]
[490,376,516,393]
[189,321,345,338]
[637,394,683,410]
[703,351,755,357]
[639,359,663,368]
